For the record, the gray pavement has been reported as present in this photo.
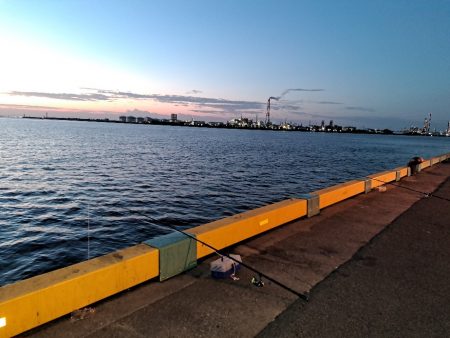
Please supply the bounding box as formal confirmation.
[258,165,450,338]
[22,161,450,338]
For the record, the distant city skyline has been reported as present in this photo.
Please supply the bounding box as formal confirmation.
[0,0,449,130]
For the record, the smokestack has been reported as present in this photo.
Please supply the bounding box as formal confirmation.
[265,88,323,125]
[265,98,272,125]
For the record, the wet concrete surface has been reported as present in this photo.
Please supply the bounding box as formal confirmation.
[23,162,450,338]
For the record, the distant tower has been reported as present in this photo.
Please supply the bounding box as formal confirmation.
[422,116,429,133]
[265,98,271,125]
[171,114,177,122]
[422,113,432,134]
[428,113,432,132]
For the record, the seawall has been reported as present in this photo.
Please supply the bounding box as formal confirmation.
[1,153,449,337]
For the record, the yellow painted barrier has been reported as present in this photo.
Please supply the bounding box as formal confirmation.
[2,151,449,336]
[312,180,365,209]
[0,244,158,338]
[393,166,409,180]
[419,159,431,170]
[186,199,307,258]
[368,170,397,188]
[431,157,440,165]
[398,166,409,178]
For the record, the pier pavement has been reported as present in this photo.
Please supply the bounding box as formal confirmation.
[22,161,450,338]
[258,164,450,337]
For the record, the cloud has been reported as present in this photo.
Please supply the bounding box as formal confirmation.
[345,106,376,113]
[111,90,265,114]
[268,88,324,101]
[0,103,65,110]
[7,91,112,101]
[273,104,302,111]
[186,89,202,94]
[8,88,366,122]
[288,110,335,119]
[316,101,343,105]
[5,89,269,118]
[7,88,330,119]
[190,109,225,114]
[7,89,263,109]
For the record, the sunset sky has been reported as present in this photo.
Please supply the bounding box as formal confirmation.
[0,0,449,129]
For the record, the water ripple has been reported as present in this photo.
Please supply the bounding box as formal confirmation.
[0,118,449,286]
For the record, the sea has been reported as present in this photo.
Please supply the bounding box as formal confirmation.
[1,118,449,286]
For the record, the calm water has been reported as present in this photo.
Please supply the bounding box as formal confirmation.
[1,118,449,286]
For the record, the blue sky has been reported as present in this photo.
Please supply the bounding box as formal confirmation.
[0,0,449,129]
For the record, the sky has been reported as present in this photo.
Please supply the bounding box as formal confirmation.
[0,0,449,129]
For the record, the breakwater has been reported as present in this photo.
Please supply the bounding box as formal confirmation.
[1,153,448,337]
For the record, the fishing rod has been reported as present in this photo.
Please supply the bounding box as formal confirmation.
[78,164,448,302]
[367,176,450,203]
[127,207,310,301]
[44,191,307,300]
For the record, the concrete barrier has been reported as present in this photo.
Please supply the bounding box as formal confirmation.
[368,170,397,188]
[394,166,410,181]
[419,159,431,171]
[186,198,307,258]
[0,244,158,338]
[431,157,440,165]
[1,152,448,337]
[312,180,365,209]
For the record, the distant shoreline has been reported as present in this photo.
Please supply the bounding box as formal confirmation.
[19,115,449,137]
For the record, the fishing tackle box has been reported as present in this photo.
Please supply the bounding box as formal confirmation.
[210,254,242,279]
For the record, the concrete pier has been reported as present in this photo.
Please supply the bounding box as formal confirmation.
[18,160,450,338]
[259,167,450,337]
